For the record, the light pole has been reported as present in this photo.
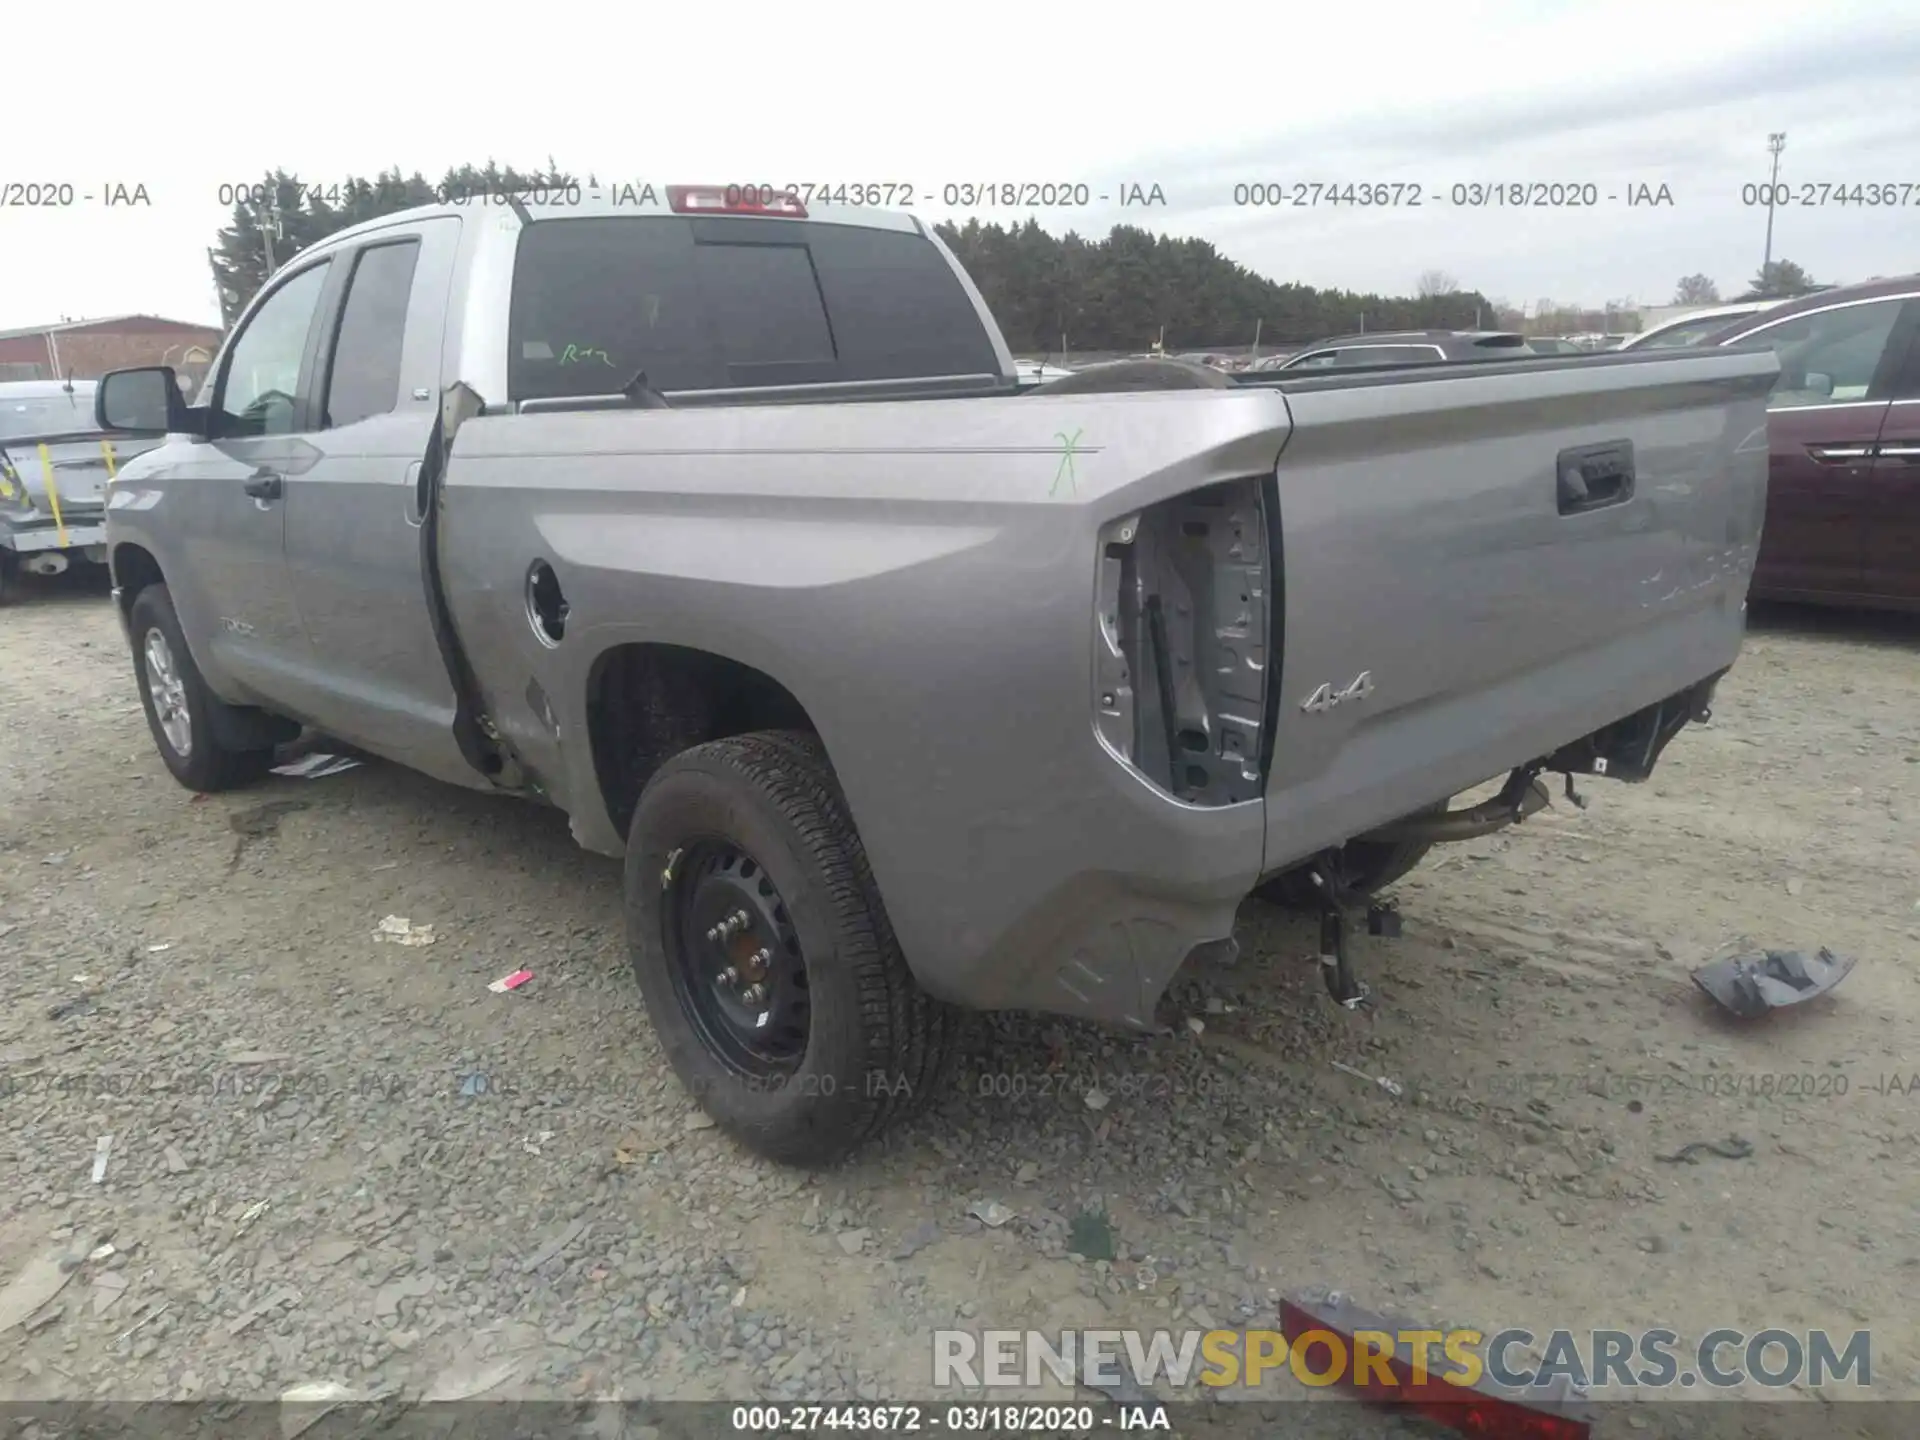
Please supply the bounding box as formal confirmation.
[1762,133,1786,283]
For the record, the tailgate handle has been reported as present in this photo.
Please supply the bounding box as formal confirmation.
[1556,441,1635,515]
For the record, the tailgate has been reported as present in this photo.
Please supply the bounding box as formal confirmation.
[1260,348,1776,873]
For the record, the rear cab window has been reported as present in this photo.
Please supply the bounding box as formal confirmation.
[507,217,1001,401]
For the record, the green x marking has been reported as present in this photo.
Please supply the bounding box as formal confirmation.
[1051,428,1086,497]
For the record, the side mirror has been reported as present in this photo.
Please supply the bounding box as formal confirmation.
[1802,371,1834,398]
[96,366,188,437]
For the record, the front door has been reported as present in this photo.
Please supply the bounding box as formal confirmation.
[1865,322,1920,606]
[161,258,334,706]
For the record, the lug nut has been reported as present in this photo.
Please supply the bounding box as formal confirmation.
[741,984,767,1005]
[750,947,771,967]
[706,925,722,942]
[719,967,739,986]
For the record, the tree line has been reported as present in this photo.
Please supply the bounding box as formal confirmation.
[1671,261,1821,306]
[207,163,1494,349]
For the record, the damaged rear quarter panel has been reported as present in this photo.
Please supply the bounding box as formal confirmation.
[434,388,1293,1023]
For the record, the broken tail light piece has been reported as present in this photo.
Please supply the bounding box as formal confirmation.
[1279,1288,1596,1440]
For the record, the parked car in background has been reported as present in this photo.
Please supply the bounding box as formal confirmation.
[1525,337,1587,355]
[1272,330,1532,370]
[1618,301,1785,352]
[1014,360,1077,387]
[0,380,163,600]
[1699,274,1920,612]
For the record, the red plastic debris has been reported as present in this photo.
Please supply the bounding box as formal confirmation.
[1279,1289,1594,1440]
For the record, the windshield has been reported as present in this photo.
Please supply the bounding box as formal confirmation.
[0,391,102,441]
[1287,345,1443,369]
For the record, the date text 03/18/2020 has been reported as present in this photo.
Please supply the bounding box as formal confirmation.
[1228,180,1676,207]
[729,1404,1167,1432]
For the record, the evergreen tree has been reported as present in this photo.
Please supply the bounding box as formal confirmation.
[208,164,1497,347]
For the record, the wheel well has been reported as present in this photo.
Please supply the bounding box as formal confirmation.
[111,543,164,619]
[587,643,816,840]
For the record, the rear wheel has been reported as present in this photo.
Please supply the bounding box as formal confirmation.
[625,730,959,1165]
[128,584,274,792]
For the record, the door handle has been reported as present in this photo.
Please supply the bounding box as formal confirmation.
[243,469,283,500]
[1806,444,1873,465]
[1555,440,1635,515]
[1874,443,1920,462]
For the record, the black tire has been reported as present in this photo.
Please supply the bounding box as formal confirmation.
[128,583,274,792]
[1252,823,1438,910]
[625,730,959,1165]
[0,549,16,604]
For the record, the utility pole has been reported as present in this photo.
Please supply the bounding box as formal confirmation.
[245,193,281,279]
[260,197,280,277]
[1762,132,1786,283]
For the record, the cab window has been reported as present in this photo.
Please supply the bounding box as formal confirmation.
[215,262,331,438]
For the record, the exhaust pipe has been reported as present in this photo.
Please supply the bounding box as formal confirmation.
[24,552,69,577]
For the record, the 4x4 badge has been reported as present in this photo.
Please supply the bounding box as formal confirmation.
[1301,671,1375,714]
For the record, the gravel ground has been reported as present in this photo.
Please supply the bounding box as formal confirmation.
[1,571,1916,1434]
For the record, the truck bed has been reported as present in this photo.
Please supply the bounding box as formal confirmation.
[434,342,1776,1026]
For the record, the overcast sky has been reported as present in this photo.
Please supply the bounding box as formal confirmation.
[5,0,1915,332]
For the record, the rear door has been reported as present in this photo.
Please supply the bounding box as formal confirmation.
[1865,319,1920,605]
[1718,293,1914,601]
[282,216,471,781]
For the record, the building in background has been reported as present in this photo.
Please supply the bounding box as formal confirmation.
[0,315,223,392]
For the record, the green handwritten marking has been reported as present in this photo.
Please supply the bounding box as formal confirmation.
[558,344,614,366]
[1051,428,1085,497]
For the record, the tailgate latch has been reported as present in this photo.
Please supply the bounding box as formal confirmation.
[1556,440,1635,515]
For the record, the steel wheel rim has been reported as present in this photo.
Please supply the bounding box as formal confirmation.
[662,838,810,1078]
[142,628,193,758]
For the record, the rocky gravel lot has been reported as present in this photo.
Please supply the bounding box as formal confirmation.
[1,573,1916,1436]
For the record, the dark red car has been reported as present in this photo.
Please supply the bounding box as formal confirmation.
[1701,275,1920,612]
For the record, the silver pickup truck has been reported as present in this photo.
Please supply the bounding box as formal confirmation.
[95,187,1776,1163]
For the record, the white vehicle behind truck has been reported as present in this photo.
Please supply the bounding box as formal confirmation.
[0,380,163,600]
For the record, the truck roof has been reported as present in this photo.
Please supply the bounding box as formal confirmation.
[307,185,924,256]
